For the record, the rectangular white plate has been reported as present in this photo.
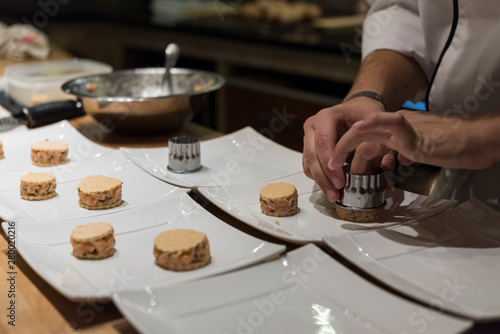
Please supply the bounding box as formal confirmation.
[0,120,113,175]
[119,126,303,188]
[113,244,471,334]
[198,172,457,244]
[323,198,500,322]
[0,150,183,222]
[2,193,286,301]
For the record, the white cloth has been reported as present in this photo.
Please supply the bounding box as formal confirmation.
[0,22,50,61]
[363,1,500,208]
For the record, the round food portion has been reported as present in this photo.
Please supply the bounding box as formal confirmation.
[0,139,4,159]
[71,222,114,242]
[31,140,68,151]
[78,175,123,210]
[70,222,116,260]
[260,182,298,217]
[154,229,210,271]
[78,175,122,193]
[20,172,57,200]
[335,205,385,222]
[21,172,56,183]
[31,140,68,166]
[260,182,296,199]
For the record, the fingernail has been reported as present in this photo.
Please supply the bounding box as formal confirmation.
[328,157,342,170]
[327,157,334,170]
[333,176,342,189]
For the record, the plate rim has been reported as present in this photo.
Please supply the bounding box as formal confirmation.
[322,198,500,322]
[119,126,303,188]
[112,243,473,334]
[198,174,458,245]
[1,194,286,302]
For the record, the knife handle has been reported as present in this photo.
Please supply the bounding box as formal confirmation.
[22,100,86,128]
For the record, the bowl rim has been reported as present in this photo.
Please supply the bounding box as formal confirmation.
[61,67,226,102]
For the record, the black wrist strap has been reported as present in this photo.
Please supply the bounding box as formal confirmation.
[346,91,387,110]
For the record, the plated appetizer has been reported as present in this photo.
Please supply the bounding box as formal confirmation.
[154,229,210,271]
[70,222,116,259]
[31,140,68,166]
[20,172,57,200]
[77,175,123,210]
[260,182,298,217]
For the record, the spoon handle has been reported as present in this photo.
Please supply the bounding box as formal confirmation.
[162,43,180,95]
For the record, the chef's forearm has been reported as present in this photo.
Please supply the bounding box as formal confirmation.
[402,110,500,169]
[468,113,500,169]
[344,49,427,111]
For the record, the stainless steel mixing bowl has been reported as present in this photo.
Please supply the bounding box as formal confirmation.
[61,67,225,134]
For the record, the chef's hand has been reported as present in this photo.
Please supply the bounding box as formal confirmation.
[344,142,396,191]
[329,109,500,179]
[302,97,386,202]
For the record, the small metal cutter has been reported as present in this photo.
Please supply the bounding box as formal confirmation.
[336,165,386,212]
[167,135,201,173]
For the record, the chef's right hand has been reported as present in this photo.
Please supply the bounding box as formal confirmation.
[302,97,386,203]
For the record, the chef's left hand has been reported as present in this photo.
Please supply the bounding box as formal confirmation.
[338,141,396,190]
[329,111,418,187]
[328,109,500,184]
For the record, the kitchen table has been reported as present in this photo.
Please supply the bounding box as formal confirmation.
[1,116,500,334]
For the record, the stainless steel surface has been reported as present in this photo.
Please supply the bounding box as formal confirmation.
[167,135,201,173]
[61,67,225,134]
[337,165,385,209]
[162,43,180,95]
[393,162,442,196]
[0,114,21,131]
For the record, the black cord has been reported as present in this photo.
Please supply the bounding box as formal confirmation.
[424,0,459,111]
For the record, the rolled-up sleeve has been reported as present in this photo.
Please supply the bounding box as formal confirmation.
[362,0,433,79]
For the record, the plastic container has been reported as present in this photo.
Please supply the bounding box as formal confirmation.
[4,58,112,107]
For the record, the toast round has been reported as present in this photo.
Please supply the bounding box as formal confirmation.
[78,175,122,194]
[79,199,123,210]
[71,222,114,242]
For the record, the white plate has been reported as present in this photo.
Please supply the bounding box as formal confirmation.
[113,244,471,334]
[198,173,457,244]
[0,124,28,134]
[0,150,183,221]
[0,120,113,175]
[119,126,303,188]
[323,198,500,322]
[2,194,286,301]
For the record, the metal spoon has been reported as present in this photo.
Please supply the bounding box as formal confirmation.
[162,43,180,95]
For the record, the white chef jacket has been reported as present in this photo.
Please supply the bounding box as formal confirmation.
[362,0,500,209]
